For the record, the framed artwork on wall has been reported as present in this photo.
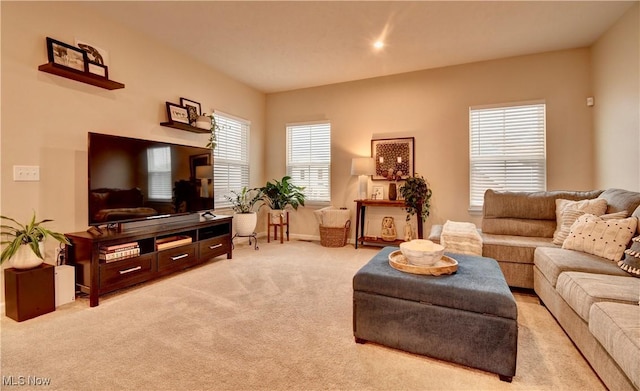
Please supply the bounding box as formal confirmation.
[180,98,201,125]
[371,137,415,181]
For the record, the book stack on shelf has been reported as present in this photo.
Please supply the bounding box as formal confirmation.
[99,242,140,263]
[156,235,193,251]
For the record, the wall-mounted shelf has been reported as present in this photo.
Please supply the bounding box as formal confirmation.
[38,62,125,90]
[160,121,210,134]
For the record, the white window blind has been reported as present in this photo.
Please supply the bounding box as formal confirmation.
[213,111,250,209]
[469,102,546,211]
[286,122,331,203]
[147,146,172,200]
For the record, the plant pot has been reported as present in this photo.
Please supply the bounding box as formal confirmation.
[269,209,285,224]
[11,242,45,270]
[195,115,211,130]
[234,212,257,236]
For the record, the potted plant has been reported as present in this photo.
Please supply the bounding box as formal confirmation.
[399,173,433,225]
[258,176,306,223]
[225,187,263,236]
[1,212,70,269]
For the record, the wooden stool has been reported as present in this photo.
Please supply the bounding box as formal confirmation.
[267,211,289,244]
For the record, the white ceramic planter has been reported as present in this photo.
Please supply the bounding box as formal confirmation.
[11,242,45,269]
[234,212,257,236]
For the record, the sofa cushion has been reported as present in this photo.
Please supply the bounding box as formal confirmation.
[589,302,640,390]
[619,235,640,277]
[556,272,640,322]
[534,247,629,288]
[598,188,640,216]
[481,218,557,238]
[482,233,557,265]
[552,198,608,245]
[562,214,637,261]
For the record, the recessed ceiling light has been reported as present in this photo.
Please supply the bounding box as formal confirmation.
[373,41,384,49]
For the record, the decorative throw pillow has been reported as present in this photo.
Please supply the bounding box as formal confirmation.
[618,236,640,277]
[562,214,638,261]
[552,198,608,245]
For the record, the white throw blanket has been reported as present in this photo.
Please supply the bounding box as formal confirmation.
[440,220,483,256]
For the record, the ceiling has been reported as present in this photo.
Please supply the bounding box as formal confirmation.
[85,1,636,93]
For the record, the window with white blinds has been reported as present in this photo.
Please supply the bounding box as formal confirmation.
[213,111,250,209]
[286,122,331,203]
[147,146,172,200]
[469,102,546,211]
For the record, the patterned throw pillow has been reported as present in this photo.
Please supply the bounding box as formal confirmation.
[552,198,609,245]
[562,214,638,261]
[619,236,640,277]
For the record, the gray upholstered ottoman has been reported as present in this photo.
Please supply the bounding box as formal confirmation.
[353,247,518,382]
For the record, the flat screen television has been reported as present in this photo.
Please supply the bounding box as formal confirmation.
[88,132,214,227]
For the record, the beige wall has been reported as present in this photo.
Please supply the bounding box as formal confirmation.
[266,49,595,240]
[592,3,640,191]
[0,2,265,300]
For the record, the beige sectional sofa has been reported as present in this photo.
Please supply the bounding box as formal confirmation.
[430,188,640,390]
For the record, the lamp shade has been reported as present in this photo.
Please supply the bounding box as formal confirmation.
[195,165,213,179]
[351,157,375,176]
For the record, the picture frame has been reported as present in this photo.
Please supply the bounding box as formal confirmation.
[75,39,109,67]
[166,102,190,124]
[372,186,384,200]
[189,153,211,180]
[86,61,108,78]
[46,37,86,72]
[180,98,201,125]
[371,137,415,181]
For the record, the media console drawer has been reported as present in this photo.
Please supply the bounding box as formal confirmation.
[199,235,230,260]
[157,243,198,273]
[100,254,154,291]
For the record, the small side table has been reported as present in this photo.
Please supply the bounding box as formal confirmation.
[4,263,55,322]
[267,211,289,244]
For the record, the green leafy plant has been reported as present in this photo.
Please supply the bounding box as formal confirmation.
[204,113,221,150]
[258,176,306,211]
[399,174,433,222]
[0,212,70,265]
[224,187,263,214]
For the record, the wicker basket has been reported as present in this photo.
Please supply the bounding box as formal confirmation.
[319,220,351,247]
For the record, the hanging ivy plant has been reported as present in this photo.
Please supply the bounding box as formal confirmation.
[205,113,221,150]
[399,174,432,222]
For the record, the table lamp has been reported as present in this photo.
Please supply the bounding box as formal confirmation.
[351,157,375,200]
[195,165,213,198]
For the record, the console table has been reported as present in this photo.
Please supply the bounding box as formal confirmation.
[65,215,232,307]
[354,199,423,249]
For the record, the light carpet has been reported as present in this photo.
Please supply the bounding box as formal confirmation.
[1,240,605,390]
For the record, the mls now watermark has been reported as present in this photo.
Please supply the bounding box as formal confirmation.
[2,375,51,386]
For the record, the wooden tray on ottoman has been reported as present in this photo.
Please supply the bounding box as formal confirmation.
[388,250,458,276]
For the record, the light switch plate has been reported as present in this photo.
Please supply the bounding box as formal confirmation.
[13,165,40,181]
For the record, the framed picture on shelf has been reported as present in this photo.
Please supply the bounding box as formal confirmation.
[46,37,86,72]
[166,102,190,124]
[371,137,415,181]
[372,186,384,200]
[75,39,109,66]
[180,98,201,125]
[86,61,108,78]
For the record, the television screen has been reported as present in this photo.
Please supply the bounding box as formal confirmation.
[88,132,214,226]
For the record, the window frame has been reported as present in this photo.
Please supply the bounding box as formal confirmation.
[212,110,250,210]
[468,100,547,213]
[286,121,331,205]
